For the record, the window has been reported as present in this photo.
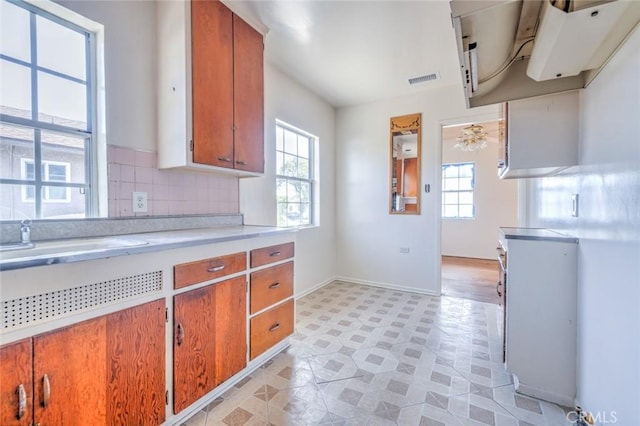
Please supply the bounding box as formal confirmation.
[442,162,475,219]
[276,121,315,227]
[0,0,98,219]
[21,159,70,202]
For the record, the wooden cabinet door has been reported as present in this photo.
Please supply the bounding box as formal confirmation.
[191,0,234,168]
[106,299,166,425]
[214,276,247,385]
[233,14,264,173]
[173,284,217,413]
[33,317,107,425]
[0,339,33,426]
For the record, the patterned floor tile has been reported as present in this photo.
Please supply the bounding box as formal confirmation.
[308,351,362,383]
[478,385,570,425]
[184,281,569,426]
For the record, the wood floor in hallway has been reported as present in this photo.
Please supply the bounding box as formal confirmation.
[441,256,501,305]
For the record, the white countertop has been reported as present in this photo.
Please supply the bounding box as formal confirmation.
[0,225,295,271]
[500,227,579,243]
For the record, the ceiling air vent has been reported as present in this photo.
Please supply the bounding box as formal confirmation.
[408,72,440,85]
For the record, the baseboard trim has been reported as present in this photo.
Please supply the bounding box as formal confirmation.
[515,380,575,407]
[334,276,440,297]
[295,277,335,299]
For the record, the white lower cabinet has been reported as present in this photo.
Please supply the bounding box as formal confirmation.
[500,228,578,406]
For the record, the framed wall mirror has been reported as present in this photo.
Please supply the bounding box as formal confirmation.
[390,113,421,214]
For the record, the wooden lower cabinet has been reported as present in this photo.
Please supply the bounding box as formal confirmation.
[173,275,247,414]
[106,299,166,425]
[0,299,166,426]
[0,339,33,426]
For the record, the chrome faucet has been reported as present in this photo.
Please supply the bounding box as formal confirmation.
[20,219,32,244]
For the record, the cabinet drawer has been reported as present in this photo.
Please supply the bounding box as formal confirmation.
[250,299,294,360]
[250,261,293,314]
[174,252,246,289]
[250,242,294,268]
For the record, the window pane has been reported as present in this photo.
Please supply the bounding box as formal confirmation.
[297,135,309,159]
[283,153,297,177]
[284,129,297,155]
[41,131,86,184]
[38,71,87,129]
[36,15,86,80]
[299,181,311,204]
[459,164,474,177]
[0,1,31,62]
[459,191,473,205]
[459,177,473,190]
[287,180,301,202]
[277,202,288,227]
[0,183,36,219]
[275,126,283,152]
[444,205,457,218]
[1,59,32,118]
[443,178,458,191]
[41,187,85,218]
[459,205,474,218]
[297,158,309,179]
[276,151,284,176]
[0,124,35,180]
[443,165,458,178]
[276,178,287,201]
[444,192,458,205]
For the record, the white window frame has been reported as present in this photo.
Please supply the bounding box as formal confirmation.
[0,0,106,219]
[442,162,476,219]
[20,158,71,203]
[275,120,316,228]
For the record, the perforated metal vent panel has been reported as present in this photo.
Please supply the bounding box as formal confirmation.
[2,271,162,329]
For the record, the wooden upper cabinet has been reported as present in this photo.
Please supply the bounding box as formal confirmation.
[189,0,264,173]
[0,339,33,426]
[33,317,107,426]
[233,14,264,173]
[191,0,234,168]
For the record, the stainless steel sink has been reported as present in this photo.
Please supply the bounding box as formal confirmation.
[0,237,149,260]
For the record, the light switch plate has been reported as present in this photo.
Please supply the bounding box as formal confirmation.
[571,194,579,217]
[133,192,148,213]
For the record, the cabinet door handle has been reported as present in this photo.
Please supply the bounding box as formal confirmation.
[235,160,248,165]
[269,251,281,257]
[176,323,184,346]
[208,265,225,273]
[496,281,502,297]
[16,384,26,419]
[269,282,280,289]
[269,323,280,332]
[217,156,232,163]
[42,374,50,408]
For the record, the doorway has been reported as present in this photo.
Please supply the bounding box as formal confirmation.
[439,119,518,304]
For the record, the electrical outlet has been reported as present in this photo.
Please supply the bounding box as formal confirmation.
[133,192,148,213]
[400,247,410,254]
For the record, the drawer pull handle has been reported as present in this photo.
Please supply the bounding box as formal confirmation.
[269,251,281,257]
[269,323,280,332]
[217,156,232,163]
[17,384,26,419]
[176,323,185,346]
[42,374,50,408]
[208,265,225,273]
[236,160,248,165]
[496,281,502,297]
[269,282,280,289]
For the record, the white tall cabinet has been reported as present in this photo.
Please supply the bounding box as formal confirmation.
[500,227,578,406]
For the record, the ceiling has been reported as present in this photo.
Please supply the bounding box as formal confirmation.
[227,0,463,108]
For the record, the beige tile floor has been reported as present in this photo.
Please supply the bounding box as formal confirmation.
[181,281,569,426]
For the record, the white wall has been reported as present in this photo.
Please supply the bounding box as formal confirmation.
[441,136,518,259]
[527,28,640,423]
[335,87,499,294]
[240,63,337,297]
[55,0,156,151]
